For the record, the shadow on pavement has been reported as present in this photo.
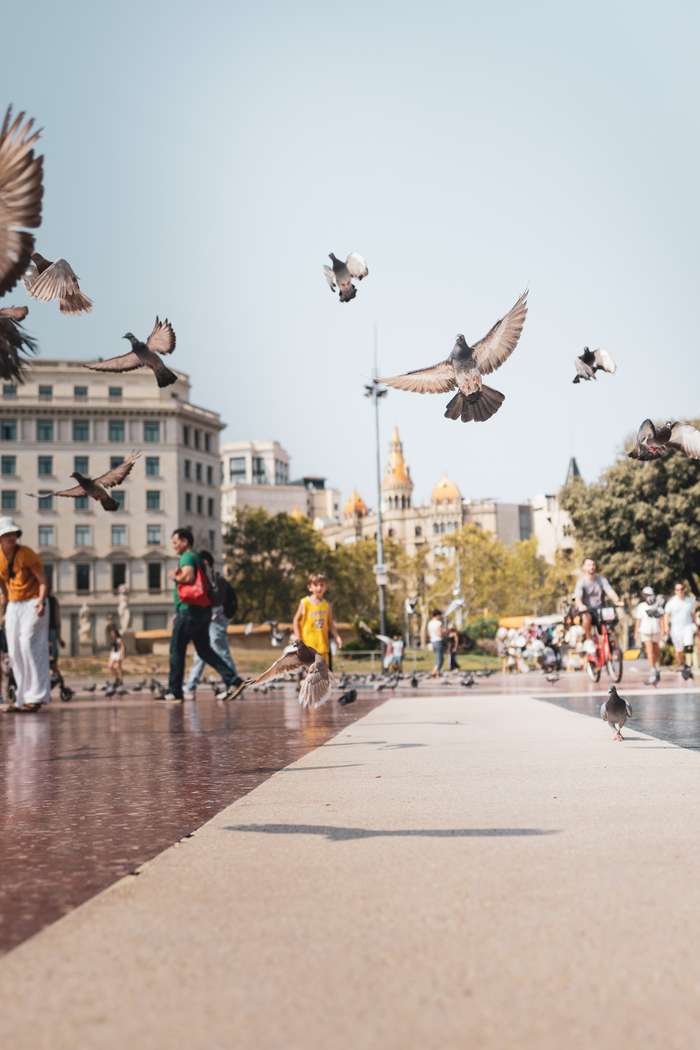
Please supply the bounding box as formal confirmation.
[225,823,559,841]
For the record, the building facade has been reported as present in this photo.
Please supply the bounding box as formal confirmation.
[220,440,340,526]
[0,361,224,652]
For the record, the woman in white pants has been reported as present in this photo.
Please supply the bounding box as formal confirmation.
[0,517,49,712]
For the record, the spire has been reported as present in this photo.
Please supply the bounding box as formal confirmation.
[382,426,412,489]
[566,457,582,484]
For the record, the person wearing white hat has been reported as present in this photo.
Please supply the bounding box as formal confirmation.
[634,586,662,685]
[0,517,50,712]
[663,583,697,669]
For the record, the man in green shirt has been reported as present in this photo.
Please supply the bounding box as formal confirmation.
[165,528,238,701]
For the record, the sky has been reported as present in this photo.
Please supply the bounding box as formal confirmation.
[5,0,699,507]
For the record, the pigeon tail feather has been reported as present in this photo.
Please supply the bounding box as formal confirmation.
[153,358,178,388]
[101,496,119,512]
[444,385,505,423]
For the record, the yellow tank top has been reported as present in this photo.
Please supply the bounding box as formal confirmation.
[298,596,330,654]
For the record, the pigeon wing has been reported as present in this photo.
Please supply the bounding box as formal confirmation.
[25,258,92,314]
[345,252,368,279]
[471,290,528,376]
[669,423,700,460]
[592,348,616,375]
[83,351,143,374]
[251,650,304,685]
[574,356,595,381]
[298,658,333,709]
[379,360,456,394]
[0,311,37,381]
[94,451,142,488]
[322,265,337,292]
[0,305,28,321]
[0,107,44,297]
[146,317,176,355]
[53,483,88,498]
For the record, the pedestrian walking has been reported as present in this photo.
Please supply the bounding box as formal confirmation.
[428,609,445,676]
[663,583,696,668]
[184,550,241,699]
[0,517,50,712]
[447,625,460,671]
[165,528,239,701]
[292,573,343,670]
[634,586,662,685]
[106,625,126,685]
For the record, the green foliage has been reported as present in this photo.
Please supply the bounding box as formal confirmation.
[560,442,700,597]
[463,615,499,642]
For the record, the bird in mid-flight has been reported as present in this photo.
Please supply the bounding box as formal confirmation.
[379,291,528,423]
[0,305,37,381]
[229,640,334,708]
[322,251,369,303]
[572,346,616,384]
[0,106,44,298]
[600,685,632,741]
[24,252,92,314]
[31,451,142,512]
[83,318,177,388]
[628,419,700,461]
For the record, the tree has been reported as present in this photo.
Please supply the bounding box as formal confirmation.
[560,444,700,597]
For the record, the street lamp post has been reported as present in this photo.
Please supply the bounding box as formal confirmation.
[364,363,388,637]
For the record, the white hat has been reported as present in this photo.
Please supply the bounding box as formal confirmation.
[642,586,655,597]
[0,517,22,539]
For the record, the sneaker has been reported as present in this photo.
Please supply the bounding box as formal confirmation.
[217,679,245,701]
[583,639,596,656]
[163,692,183,702]
[183,689,196,701]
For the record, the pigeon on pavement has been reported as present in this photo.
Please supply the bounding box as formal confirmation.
[379,291,528,423]
[600,685,632,741]
[24,252,92,314]
[338,688,357,705]
[0,305,37,380]
[84,318,177,388]
[323,251,368,303]
[31,451,141,511]
[572,346,616,383]
[0,106,44,297]
[628,419,700,461]
[229,640,334,708]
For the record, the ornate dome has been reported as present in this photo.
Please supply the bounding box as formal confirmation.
[289,507,305,521]
[344,490,369,517]
[432,475,461,505]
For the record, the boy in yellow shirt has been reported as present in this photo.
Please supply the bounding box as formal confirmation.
[292,573,343,666]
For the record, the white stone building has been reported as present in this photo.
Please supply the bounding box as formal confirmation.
[0,360,224,652]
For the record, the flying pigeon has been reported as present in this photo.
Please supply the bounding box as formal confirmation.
[0,106,44,298]
[30,451,141,512]
[229,640,334,708]
[572,346,616,383]
[628,419,700,461]
[0,305,37,381]
[83,318,177,388]
[322,252,368,303]
[600,685,632,741]
[24,252,92,314]
[379,291,528,423]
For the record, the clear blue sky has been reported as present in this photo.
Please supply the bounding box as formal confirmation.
[6,0,698,506]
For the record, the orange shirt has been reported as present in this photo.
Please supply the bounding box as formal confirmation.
[0,545,43,602]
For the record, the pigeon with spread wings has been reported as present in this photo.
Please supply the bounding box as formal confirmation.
[30,451,142,512]
[322,251,368,303]
[628,419,700,461]
[24,252,92,314]
[229,640,334,708]
[84,318,177,388]
[0,305,37,381]
[0,106,44,298]
[572,346,616,384]
[379,291,528,422]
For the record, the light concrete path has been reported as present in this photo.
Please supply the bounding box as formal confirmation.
[3,691,700,1050]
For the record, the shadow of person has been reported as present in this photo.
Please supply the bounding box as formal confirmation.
[224,824,559,842]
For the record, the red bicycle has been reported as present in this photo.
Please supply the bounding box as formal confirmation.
[585,605,624,683]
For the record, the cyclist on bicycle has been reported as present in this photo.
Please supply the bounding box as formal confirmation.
[574,558,622,657]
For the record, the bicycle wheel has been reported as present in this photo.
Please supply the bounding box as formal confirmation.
[606,639,623,682]
[585,657,601,683]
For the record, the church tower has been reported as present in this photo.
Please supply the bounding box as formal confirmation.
[381,426,414,511]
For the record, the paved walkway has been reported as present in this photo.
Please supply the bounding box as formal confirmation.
[3,688,700,1049]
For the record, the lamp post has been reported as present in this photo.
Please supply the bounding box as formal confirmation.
[364,355,388,637]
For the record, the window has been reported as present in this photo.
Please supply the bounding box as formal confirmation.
[274,459,289,484]
[228,456,246,482]
[184,459,191,480]
[183,425,190,446]
[38,493,53,511]
[108,419,125,442]
[75,525,92,547]
[185,492,192,513]
[204,433,211,452]
[37,455,53,477]
[415,526,422,537]
[195,462,202,483]
[44,563,54,591]
[252,456,267,484]
[519,506,532,541]
[146,490,161,511]
[108,386,122,400]
[75,496,89,510]
[3,384,17,399]
[147,562,162,591]
[110,455,124,469]
[196,495,203,515]
[194,430,200,449]
[1,455,16,476]
[74,385,88,399]
[145,456,159,477]
[144,420,160,443]
[112,491,125,510]
[144,611,167,631]
[38,525,54,546]
[0,419,16,440]
[73,420,89,441]
[38,385,53,400]
[208,530,215,550]
[207,497,214,517]
[36,419,54,442]
[1,490,16,510]
[206,465,213,486]
[112,563,127,591]
[75,563,90,593]
[74,455,89,474]
[147,524,161,545]
[111,525,127,546]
